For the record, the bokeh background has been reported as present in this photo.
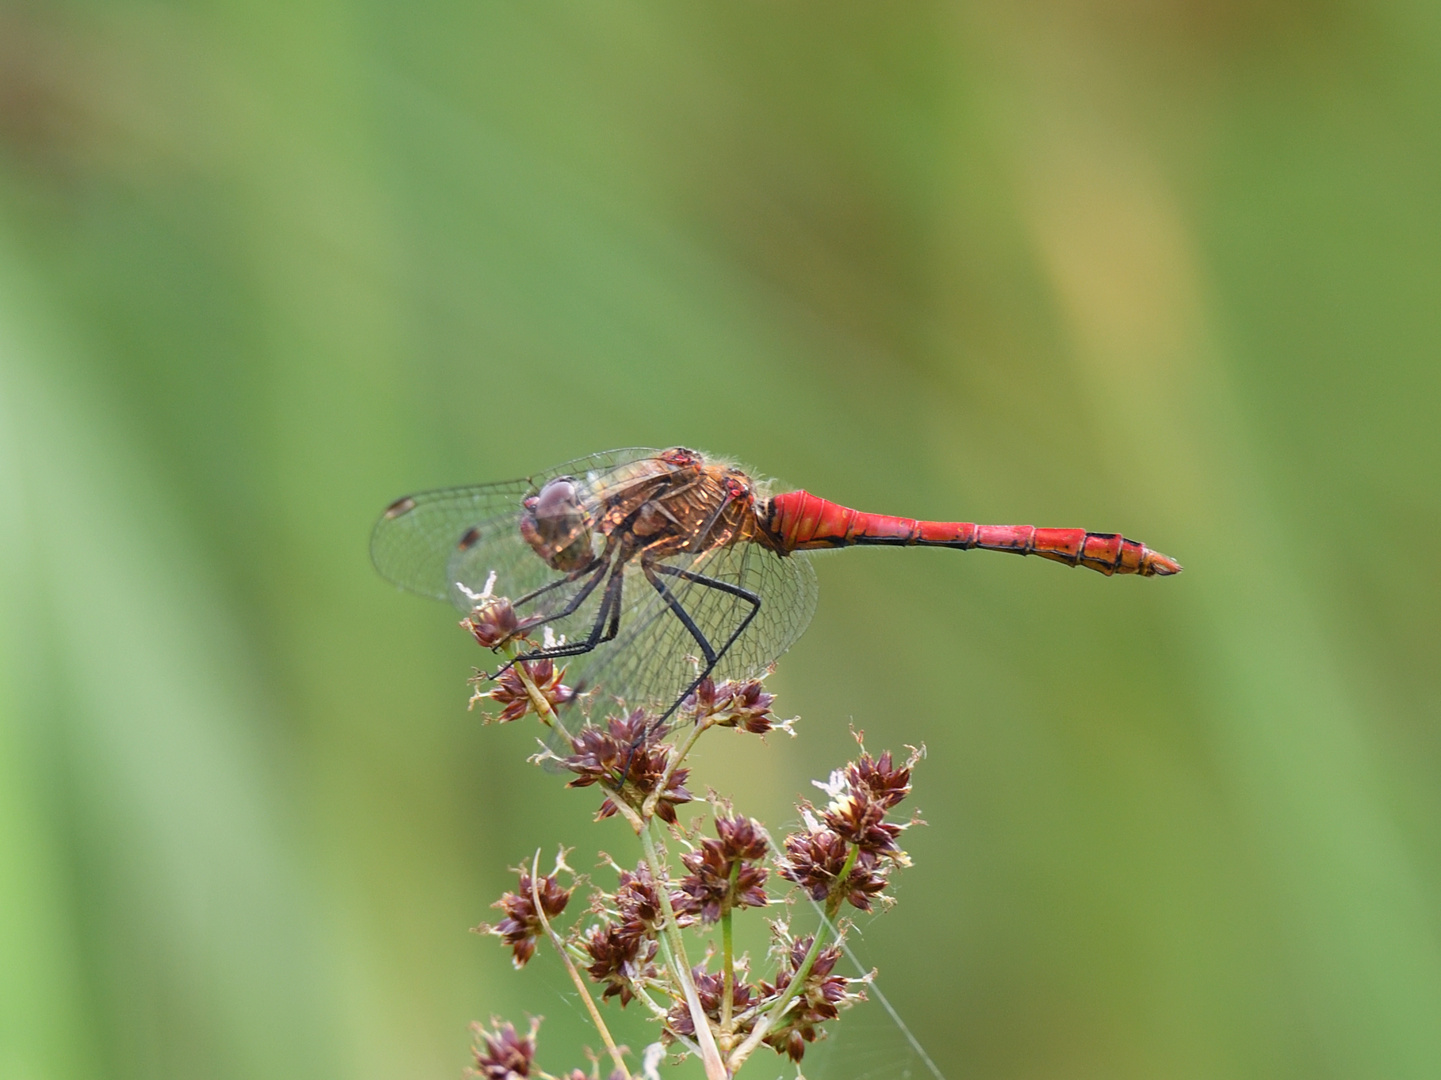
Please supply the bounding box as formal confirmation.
[3,2,1440,1078]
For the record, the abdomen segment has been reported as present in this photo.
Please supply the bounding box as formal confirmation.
[765,490,1181,577]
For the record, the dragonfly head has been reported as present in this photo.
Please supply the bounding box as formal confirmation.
[520,476,597,572]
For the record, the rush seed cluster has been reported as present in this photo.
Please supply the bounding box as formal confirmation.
[463,597,923,1080]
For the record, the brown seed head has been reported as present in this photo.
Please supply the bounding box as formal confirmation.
[560,710,692,822]
[470,660,576,722]
[675,815,770,924]
[582,920,659,1006]
[683,677,779,733]
[758,939,855,1062]
[612,860,674,938]
[778,828,889,912]
[469,1018,538,1080]
[820,792,905,856]
[579,917,659,1003]
[480,869,572,967]
[461,598,521,649]
[813,745,919,855]
[845,749,914,810]
[665,964,757,1040]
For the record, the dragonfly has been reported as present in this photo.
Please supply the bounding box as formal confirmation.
[371,447,1180,725]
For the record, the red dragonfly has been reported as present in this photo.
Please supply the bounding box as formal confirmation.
[372,447,1180,723]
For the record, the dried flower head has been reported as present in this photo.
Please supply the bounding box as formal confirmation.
[683,676,786,734]
[479,868,572,967]
[470,660,575,722]
[675,814,770,924]
[581,920,659,1005]
[462,598,522,649]
[812,747,919,857]
[666,964,758,1041]
[469,1018,539,1080]
[846,748,915,809]
[777,827,890,911]
[611,859,672,938]
[819,790,904,856]
[560,710,693,823]
[757,938,857,1062]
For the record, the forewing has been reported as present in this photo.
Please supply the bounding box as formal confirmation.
[370,448,661,608]
[572,542,818,717]
[371,480,535,602]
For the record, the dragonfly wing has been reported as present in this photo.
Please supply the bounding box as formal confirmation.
[574,542,819,716]
[371,480,534,602]
[544,447,663,484]
[371,448,663,607]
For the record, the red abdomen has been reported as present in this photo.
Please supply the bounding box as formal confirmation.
[765,490,1180,577]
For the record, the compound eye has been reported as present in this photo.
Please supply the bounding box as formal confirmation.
[535,477,580,519]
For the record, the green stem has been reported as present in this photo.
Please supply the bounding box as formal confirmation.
[643,714,710,818]
[527,852,632,1080]
[720,859,740,1037]
[726,846,859,1072]
[639,823,728,1080]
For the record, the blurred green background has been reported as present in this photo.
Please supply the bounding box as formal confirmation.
[2,2,1439,1078]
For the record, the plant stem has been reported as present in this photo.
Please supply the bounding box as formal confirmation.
[639,823,728,1080]
[515,660,563,734]
[527,852,632,1080]
[726,846,859,1072]
[720,859,740,1036]
[633,988,703,1058]
[643,715,710,818]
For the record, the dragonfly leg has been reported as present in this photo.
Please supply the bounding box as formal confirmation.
[511,565,594,609]
[511,561,627,663]
[510,552,611,634]
[641,563,720,668]
[657,559,766,669]
[642,563,763,734]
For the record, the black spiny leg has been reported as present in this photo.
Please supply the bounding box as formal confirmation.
[655,563,762,661]
[642,561,719,668]
[513,561,627,665]
[509,536,618,627]
[511,559,602,610]
[640,561,762,735]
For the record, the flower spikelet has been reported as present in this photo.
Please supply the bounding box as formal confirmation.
[815,743,921,857]
[469,1018,538,1080]
[757,938,858,1062]
[462,599,521,649]
[683,676,785,734]
[778,742,920,911]
[479,868,572,967]
[778,828,889,911]
[582,920,659,1006]
[612,860,672,938]
[469,660,575,722]
[665,964,757,1040]
[560,710,693,822]
[675,814,770,924]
